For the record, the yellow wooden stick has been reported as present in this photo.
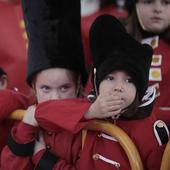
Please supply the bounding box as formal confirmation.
[160,140,170,170]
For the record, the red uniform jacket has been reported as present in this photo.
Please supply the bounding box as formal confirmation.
[0,90,29,166]
[1,99,165,170]
[142,36,170,125]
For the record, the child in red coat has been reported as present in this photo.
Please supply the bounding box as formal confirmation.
[34,15,169,170]
[1,4,169,170]
[0,0,87,169]
[125,0,170,125]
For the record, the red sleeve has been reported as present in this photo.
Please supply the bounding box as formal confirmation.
[0,122,38,169]
[0,145,33,170]
[153,106,170,126]
[35,98,91,133]
[0,90,29,121]
[12,121,38,143]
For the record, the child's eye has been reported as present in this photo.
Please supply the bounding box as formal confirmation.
[125,78,134,84]
[60,84,71,92]
[105,75,115,81]
[163,0,170,5]
[41,85,50,93]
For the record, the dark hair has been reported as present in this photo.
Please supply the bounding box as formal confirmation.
[0,67,7,77]
[125,2,170,43]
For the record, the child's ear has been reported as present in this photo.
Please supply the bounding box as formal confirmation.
[0,75,8,90]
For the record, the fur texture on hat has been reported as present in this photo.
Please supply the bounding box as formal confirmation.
[21,0,87,86]
[89,14,153,101]
[125,0,136,13]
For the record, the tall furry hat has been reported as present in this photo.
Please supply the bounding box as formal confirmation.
[89,14,153,101]
[125,0,136,13]
[21,0,87,86]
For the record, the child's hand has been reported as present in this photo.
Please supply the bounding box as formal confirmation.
[85,92,123,119]
[23,105,38,127]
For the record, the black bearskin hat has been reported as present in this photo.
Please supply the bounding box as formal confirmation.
[125,0,137,13]
[89,15,153,101]
[21,0,87,86]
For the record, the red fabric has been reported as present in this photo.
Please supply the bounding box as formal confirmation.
[1,145,33,170]
[81,5,128,67]
[36,100,165,169]
[0,119,15,153]
[0,121,82,170]
[0,2,31,95]
[0,122,38,170]
[36,98,91,133]
[147,38,170,125]
[1,98,165,170]
[12,122,38,143]
[0,90,29,121]
[0,89,29,158]
[84,73,93,96]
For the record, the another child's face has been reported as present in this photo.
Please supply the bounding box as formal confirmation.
[136,0,170,33]
[34,68,78,103]
[99,71,136,110]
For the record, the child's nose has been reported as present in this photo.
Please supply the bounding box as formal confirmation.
[51,91,60,100]
[153,1,162,13]
[113,82,123,92]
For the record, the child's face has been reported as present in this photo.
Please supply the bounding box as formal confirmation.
[99,71,136,110]
[136,0,170,33]
[34,68,78,103]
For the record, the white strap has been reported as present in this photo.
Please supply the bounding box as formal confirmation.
[139,86,156,107]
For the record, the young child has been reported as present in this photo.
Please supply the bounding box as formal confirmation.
[0,0,87,169]
[125,0,170,125]
[33,15,169,170]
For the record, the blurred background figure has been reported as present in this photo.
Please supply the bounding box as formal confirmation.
[81,0,128,67]
[0,0,31,160]
[124,0,170,127]
[0,0,31,95]
[81,0,128,94]
[0,67,8,90]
